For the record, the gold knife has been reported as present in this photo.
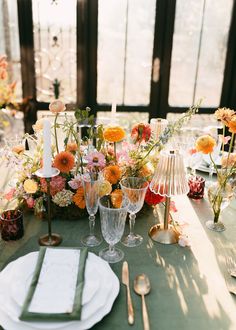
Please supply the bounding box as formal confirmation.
[122,261,134,325]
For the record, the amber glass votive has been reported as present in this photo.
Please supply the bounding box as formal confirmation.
[187,175,205,200]
[0,209,24,241]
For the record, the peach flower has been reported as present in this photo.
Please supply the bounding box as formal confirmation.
[195,135,216,154]
[49,99,66,113]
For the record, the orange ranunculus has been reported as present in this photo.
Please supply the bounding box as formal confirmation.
[195,135,216,154]
[53,151,75,173]
[73,187,86,209]
[103,165,122,184]
[49,99,66,113]
[103,126,126,143]
[227,116,236,134]
[111,189,123,208]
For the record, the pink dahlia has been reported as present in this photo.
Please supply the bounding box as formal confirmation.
[40,175,66,196]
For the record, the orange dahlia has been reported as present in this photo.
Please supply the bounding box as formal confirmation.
[195,135,216,154]
[111,189,123,208]
[73,187,86,209]
[103,126,126,143]
[103,165,122,184]
[65,142,78,154]
[53,151,75,173]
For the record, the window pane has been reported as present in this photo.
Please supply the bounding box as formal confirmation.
[97,0,156,106]
[0,0,22,101]
[32,0,77,103]
[169,0,233,107]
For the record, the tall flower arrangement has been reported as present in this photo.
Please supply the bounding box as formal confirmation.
[195,107,236,231]
[1,100,201,217]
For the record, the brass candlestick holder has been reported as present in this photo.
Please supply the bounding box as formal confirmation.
[35,168,62,246]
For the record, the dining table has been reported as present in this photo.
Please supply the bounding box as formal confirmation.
[1,163,236,330]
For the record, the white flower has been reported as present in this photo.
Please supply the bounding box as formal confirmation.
[52,189,74,207]
[178,234,191,248]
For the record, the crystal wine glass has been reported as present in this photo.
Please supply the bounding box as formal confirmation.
[120,177,149,247]
[81,173,102,247]
[98,194,129,263]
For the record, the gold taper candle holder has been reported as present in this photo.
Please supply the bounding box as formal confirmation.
[35,168,62,246]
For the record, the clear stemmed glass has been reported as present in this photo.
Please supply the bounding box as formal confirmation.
[81,173,102,247]
[120,177,149,247]
[98,194,129,263]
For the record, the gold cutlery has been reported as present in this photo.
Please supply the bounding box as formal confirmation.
[134,274,150,330]
[122,261,134,325]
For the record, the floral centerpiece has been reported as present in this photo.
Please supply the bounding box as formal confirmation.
[1,99,200,220]
[195,107,236,231]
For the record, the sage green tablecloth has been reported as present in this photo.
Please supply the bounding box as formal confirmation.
[1,193,236,330]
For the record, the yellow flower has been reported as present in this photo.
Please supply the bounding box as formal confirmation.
[196,135,216,154]
[103,165,122,184]
[23,179,38,194]
[98,180,112,197]
[103,126,126,143]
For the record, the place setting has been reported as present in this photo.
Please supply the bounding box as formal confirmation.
[0,246,120,330]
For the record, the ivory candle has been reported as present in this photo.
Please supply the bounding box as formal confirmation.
[42,119,52,177]
[111,102,116,117]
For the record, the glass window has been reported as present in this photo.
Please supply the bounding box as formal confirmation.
[0,0,22,101]
[32,0,77,103]
[97,0,156,106]
[169,0,233,107]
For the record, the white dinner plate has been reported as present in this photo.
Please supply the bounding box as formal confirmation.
[0,251,119,330]
[196,163,217,174]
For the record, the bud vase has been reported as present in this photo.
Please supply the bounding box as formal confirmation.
[206,180,232,232]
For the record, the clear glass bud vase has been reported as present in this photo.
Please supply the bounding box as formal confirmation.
[206,178,233,232]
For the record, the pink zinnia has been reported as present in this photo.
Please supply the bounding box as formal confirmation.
[85,151,105,169]
[40,175,66,196]
[68,175,82,190]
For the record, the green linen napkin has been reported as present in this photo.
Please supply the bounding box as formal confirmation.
[20,247,88,321]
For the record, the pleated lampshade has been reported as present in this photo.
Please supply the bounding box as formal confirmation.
[150,149,189,197]
[150,118,168,140]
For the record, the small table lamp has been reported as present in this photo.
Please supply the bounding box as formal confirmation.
[149,150,189,244]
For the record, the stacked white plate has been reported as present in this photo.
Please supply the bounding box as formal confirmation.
[0,251,119,330]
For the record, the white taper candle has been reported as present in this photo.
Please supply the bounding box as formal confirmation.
[42,119,52,177]
[111,102,116,117]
